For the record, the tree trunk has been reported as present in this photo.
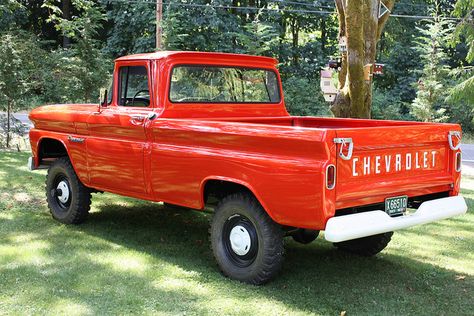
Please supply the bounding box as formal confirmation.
[291,18,299,65]
[62,0,71,48]
[321,17,327,55]
[6,99,11,148]
[330,0,395,118]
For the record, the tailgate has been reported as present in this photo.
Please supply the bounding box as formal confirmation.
[334,124,461,209]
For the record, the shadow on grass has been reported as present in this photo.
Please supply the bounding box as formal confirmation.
[50,201,474,314]
[1,151,473,314]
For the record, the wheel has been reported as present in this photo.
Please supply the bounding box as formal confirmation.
[292,229,319,244]
[210,193,284,285]
[45,157,91,224]
[333,232,393,256]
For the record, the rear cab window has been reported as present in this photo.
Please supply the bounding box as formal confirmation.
[169,65,281,104]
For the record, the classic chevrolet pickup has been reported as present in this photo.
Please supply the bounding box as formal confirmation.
[28,51,467,284]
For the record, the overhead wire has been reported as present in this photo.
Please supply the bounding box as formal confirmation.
[100,0,463,20]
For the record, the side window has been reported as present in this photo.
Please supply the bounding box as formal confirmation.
[118,66,150,107]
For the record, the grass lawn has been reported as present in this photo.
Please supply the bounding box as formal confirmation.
[0,151,473,315]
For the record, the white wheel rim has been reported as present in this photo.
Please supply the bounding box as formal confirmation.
[229,225,251,256]
[57,181,70,203]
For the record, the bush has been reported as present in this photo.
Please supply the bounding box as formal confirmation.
[371,88,412,121]
[282,76,332,117]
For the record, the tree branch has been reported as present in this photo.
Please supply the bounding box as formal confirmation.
[377,0,395,40]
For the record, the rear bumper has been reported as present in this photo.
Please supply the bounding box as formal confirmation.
[324,196,467,242]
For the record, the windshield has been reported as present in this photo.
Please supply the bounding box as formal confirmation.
[169,65,281,103]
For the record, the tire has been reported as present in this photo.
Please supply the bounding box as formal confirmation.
[333,232,393,257]
[45,157,91,224]
[210,193,284,285]
[292,229,319,244]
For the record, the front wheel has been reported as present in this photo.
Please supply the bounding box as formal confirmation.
[210,193,284,285]
[46,157,91,224]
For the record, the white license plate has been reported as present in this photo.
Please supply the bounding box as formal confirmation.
[385,195,408,217]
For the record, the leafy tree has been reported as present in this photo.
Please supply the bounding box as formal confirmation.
[43,0,109,101]
[0,33,30,147]
[448,0,474,112]
[103,0,155,57]
[283,76,330,116]
[234,12,280,56]
[410,18,453,122]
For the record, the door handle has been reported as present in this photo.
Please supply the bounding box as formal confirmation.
[129,115,145,125]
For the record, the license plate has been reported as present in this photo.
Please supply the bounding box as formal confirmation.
[385,195,408,217]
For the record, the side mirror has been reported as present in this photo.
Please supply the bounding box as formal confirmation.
[99,88,108,107]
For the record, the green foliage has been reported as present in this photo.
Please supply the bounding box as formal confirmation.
[0,31,35,147]
[371,88,412,121]
[448,0,474,130]
[452,0,474,63]
[410,18,453,122]
[0,33,29,105]
[234,15,280,56]
[104,1,156,56]
[42,0,110,102]
[163,0,241,53]
[0,0,471,126]
[282,76,330,116]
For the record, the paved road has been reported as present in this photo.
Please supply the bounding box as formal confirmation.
[12,113,31,126]
[0,112,33,128]
[461,144,474,162]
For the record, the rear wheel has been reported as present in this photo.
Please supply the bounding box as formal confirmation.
[333,232,393,256]
[46,157,91,224]
[210,193,284,285]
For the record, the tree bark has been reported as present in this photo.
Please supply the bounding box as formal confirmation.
[291,18,299,65]
[6,99,11,148]
[321,17,327,55]
[62,0,71,48]
[330,0,395,118]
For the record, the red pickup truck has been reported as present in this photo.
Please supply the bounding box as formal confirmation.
[28,51,467,284]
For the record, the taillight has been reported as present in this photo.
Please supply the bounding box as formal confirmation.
[326,164,336,190]
[455,152,462,172]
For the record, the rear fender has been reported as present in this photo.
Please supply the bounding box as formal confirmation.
[200,176,277,222]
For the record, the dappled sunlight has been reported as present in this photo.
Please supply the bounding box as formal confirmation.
[154,273,209,296]
[0,240,51,268]
[50,299,93,316]
[1,151,473,314]
[90,250,151,274]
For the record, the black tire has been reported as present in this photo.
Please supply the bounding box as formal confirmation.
[45,157,91,224]
[292,229,319,244]
[210,193,284,285]
[333,232,393,256]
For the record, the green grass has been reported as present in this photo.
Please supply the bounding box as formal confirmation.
[0,151,473,315]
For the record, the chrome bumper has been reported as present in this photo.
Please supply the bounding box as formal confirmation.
[324,196,467,243]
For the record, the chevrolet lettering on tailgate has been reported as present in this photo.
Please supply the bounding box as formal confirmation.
[351,150,439,177]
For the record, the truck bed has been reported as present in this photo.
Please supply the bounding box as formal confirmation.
[207,116,461,210]
[214,116,433,128]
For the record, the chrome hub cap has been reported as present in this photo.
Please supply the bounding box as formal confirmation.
[56,181,70,203]
[229,225,251,256]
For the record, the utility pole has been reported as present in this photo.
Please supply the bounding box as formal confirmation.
[156,0,163,50]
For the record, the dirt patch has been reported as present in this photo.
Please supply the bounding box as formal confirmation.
[13,192,32,203]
